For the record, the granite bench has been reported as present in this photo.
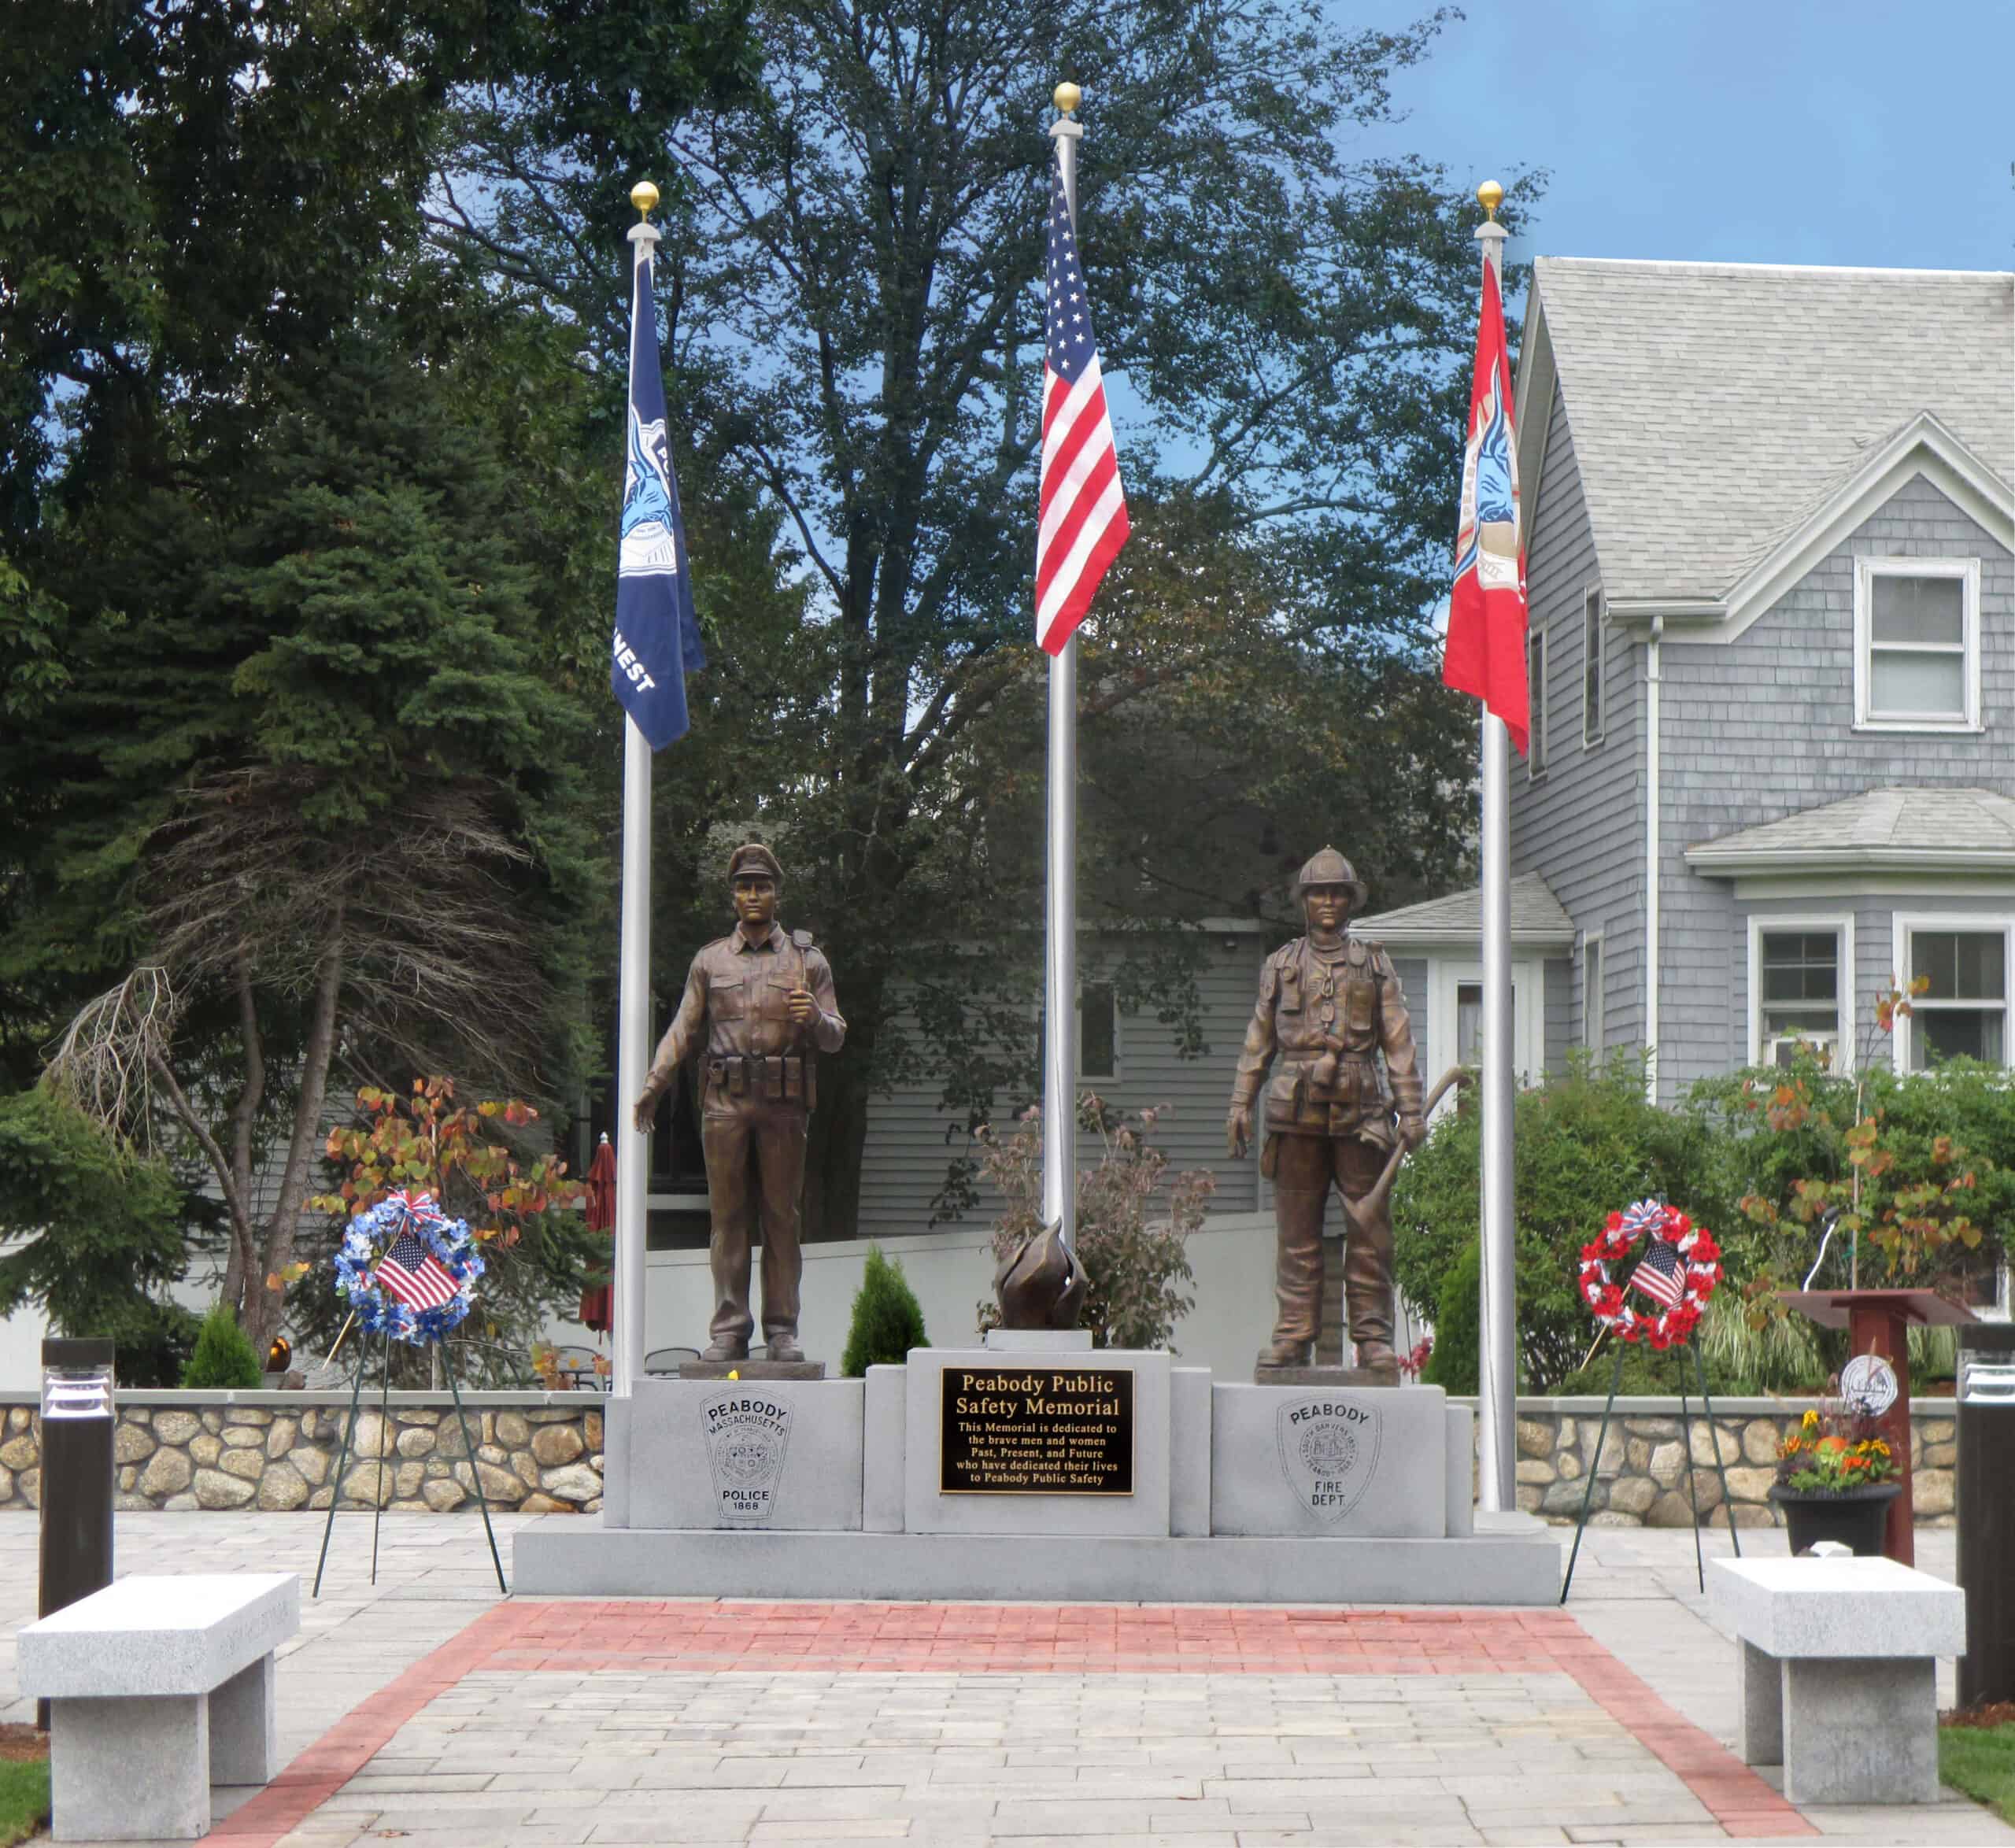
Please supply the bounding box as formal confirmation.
[17,1573,300,1842]
[1708,1553,1965,1805]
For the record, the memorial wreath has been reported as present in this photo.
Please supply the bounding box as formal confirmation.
[334,1189,482,1346]
[1577,1198,1721,1348]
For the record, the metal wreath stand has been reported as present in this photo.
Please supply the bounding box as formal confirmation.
[312,1200,507,1599]
[1558,1199,1741,1602]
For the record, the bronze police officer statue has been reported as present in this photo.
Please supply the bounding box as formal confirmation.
[1227,848,1425,1377]
[633,843,845,1363]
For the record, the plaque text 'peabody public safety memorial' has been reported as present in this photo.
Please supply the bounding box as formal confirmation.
[940,1366,1134,1495]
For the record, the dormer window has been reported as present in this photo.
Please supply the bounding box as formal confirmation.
[1854,557,1981,731]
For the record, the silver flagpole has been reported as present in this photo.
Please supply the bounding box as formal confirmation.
[1041,87,1085,1251]
[612,193,661,1399]
[1473,187,1517,1511]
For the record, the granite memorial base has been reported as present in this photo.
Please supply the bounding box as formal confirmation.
[517,1347,1558,1603]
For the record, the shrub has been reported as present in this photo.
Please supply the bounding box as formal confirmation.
[978,1095,1213,1350]
[841,1244,929,1375]
[1691,1004,2010,1341]
[1420,1241,1479,1394]
[1392,1052,1725,1390]
[182,1303,264,1388]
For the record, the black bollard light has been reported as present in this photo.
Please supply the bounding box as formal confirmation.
[1957,1323,2015,1712]
[36,1337,116,1730]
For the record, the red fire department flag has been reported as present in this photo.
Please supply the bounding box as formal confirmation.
[1443,259,1529,754]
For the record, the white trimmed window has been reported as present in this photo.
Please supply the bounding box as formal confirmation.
[1527,626,1547,779]
[1748,919,1850,1068]
[1583,934,1604,1051]
[1582,584,1604,745]
[1854,557,1981,730]
[1896,920,2009,1070]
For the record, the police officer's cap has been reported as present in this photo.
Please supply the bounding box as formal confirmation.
[1293,846,1368,912]
[727,841,784,887]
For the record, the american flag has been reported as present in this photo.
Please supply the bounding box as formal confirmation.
[1036,146,1129,654]
[375,1229,460,1311]
[1629,1236,1686,1310]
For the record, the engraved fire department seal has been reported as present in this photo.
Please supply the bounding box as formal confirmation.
[1275,1396,1382,1524]
[701,1391,794,1528]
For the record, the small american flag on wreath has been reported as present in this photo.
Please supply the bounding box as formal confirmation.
[1629,1234,1687,1310]
[375,1227,461,1311]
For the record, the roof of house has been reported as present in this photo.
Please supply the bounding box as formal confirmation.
[1685,786,2015,874]
[1524,260,2014,608]
[1355,873,1576,952]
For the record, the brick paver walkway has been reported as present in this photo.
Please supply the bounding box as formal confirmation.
[6,1516,2010,1847]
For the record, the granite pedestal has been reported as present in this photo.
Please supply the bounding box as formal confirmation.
[604,1377,863,1530]
[519,1351,1556,1602]
[17,1573,298,1841]
[1710,1554,1965,1805]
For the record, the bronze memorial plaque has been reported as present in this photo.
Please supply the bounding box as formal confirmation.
[940,1365,1134,1495]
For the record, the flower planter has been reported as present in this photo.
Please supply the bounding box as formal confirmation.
[1769,1481,1902,1556]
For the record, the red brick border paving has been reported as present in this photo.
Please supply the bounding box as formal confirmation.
[213,1600,1813,1844]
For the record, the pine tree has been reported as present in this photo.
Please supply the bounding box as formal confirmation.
[841,1245,929,1377]
[183,1302,264,1390]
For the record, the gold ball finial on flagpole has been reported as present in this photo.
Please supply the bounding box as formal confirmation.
[1477,179,1504,223]
[1053,81,1081,115]
[630,179,660,220]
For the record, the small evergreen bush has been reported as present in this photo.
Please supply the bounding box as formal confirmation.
[182,1303,264,1388]
[1421,1241,1480,1395]
[841,1244,928,1376]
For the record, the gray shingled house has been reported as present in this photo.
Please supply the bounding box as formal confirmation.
[1358,257,2014,1127]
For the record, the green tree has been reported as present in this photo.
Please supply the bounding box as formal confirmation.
[0,2,756,1357]
[183,1302,265,1390]
[0,1086,198,1386]
[1392,1055,1724,1391]
[841,1244,929,1375]
[1419,1240,1478,1395]
[440,1,1538,1237]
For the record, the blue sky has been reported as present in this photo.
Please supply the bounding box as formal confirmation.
[1346,0,2012,273]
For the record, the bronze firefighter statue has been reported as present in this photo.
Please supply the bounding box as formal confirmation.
[1228,847,1425,1379]
[634,843,845,1364]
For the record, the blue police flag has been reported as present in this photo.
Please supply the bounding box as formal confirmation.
[613,227,704,748]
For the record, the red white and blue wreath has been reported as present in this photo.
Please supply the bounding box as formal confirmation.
[334,1190,483,1347]
[1577,1198,1722,1348]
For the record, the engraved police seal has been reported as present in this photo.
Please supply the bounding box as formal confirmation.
[1275,1395,1382,1524]
[701,1391,794,1528]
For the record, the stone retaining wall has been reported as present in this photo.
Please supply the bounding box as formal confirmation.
[0,1391,605,1514]
[0,1392,1963,1526]
[1502,1399,1957,1529]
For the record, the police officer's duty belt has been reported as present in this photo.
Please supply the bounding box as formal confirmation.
[706,1053,814,1104]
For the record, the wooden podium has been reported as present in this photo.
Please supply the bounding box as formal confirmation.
[1777,1288,1976,1565]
